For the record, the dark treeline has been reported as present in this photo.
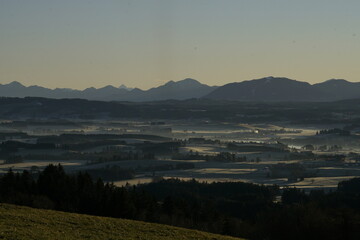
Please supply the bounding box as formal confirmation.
[0,141,55,156]
[227,143,288,153]
[61,140,127,151]
[38,133,170,144]
[134,162,195,173]
[2,165,360,239]
[3,97,360,124]
[316,128,351,136]
[85,152,156,164]
[84,165,135,181]
[0,165,156,219]
[3,149,156,164]
[0,141,56,164]
[172,152,247,162]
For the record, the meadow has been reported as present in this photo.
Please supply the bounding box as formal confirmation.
[0,203,243,240]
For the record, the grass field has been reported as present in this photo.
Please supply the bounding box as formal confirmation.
[0,204,244,240]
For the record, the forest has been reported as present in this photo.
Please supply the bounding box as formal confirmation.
[1,164,360,240]
[2,97,360,124]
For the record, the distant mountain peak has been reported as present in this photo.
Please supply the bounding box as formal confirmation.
[243,77,308,85]
[100,85,117,90]
[84,87,96,91]
[156,79,207,91]
[7,81,25,87]
[205,77,317,101]
[323,79,349,83]
[119,84,133,91]
[164,80,175,86]
[174,78,203,86]
[181,78,200,83]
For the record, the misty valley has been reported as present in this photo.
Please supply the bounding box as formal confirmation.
[1,97,360,239]
[1,114,360,191]
[3,1,360,239]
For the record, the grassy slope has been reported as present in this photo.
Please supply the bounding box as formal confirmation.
[0,204,244,240]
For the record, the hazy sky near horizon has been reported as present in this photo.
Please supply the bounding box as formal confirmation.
[1,0,360,90]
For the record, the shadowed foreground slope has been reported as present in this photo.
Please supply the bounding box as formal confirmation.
[0,204,243,240]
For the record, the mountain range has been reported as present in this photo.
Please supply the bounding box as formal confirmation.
[0,78,216,102]
[2,77,360,102]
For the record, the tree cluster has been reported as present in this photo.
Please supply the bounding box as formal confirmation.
[316,128,351,136]
[173,152,247,162]
[2,165,360,239]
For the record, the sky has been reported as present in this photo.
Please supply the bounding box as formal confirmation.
[1,0,360,90]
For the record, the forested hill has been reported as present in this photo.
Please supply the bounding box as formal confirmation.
[3,165,360,239]
[204,77,360,102]
[2,97,360,124]
[0,203,243,240]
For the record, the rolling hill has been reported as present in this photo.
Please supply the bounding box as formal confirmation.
[0,203,243,240]
[204,77,320,101]
[312,79,360,100]
[204,77,360,102]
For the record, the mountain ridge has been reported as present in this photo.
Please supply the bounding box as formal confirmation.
[204,77,360,102]
[0,78,217,102]
[2,76,360,102]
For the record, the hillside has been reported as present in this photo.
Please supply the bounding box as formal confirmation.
[313,79,360,100]
[0,204,243,240]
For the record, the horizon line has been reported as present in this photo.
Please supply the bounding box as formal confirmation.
[0,76,355,91]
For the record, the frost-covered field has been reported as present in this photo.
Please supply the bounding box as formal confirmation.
[111,159,360,191]
[3,153,360,192]
[1,120,359,192]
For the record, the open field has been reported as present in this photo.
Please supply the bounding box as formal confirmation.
[3,153,360,191]
[111,159,360,191]
[0,160,85,174]
[0,203,243,240]
[1,118,360,192]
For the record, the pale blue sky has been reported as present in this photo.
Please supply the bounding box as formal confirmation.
[1,0,360,89]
